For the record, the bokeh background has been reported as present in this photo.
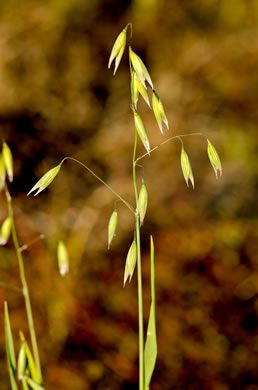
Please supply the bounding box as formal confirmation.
[0,0,258,389]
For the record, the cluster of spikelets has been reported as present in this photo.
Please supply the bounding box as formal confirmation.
[107,25,222,284]
[4,301,46,390]
[0,142,69,277]
[27,25,222,285]
[108,24,169,155]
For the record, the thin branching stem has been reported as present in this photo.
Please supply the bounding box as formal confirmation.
[61,157,135,214]
[19,234,45,253]
[136,132,206,162]
[4,184,43,383]
[0,281,23,294]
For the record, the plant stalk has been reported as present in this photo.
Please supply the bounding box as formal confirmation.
[130,43,145,389]
[4,185,42,383]
[132,127,145,390]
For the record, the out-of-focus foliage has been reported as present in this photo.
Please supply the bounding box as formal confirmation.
[0,0,258,389]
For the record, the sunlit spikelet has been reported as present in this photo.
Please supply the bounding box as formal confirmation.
[28,163,62,196]
[181,147,194,189]
[124,237,137,286]
[207,139,222,178]
[108,209,118,249]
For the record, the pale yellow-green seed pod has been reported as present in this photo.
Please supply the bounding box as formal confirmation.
[4,301,17,389]
[18,335,27,381]
[133,109,150,154]
[108,209,118,249]
[131,71,139,109]
[136,73,151,108]
[28,163,62,196]
[0,216,12,246]
[2,142,13,182]
[129,46,153,89]
[152,90,168,134]
[108,27,127,75]
[0,154,6,191]
[181,147,194,189]
[207,139,222,178]
[138,181,148,226]
[124,237,137,286]
[57,240,69,276]
[23,340,41,384]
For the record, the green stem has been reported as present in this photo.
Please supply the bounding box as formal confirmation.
[132,89,145,390]
[129,40,144,389]
[4,185,43,383]
[61,157,135,214]
[136,213,144,390]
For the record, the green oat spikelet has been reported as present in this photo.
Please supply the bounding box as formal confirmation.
[23,340,41,384]
[181,147,194,189]
[133,108,150,154]
[108,209,118,249]
[0,216,12,246]
[0,154,6,191]
[57,240,69,276]
[135,72,151,108]
[17,334,27,381]
[138,181,148,226]
[28,163,62,196]
[131,71,139,109]
[2,142,13,182]
[124,236,137,286]
[207,139,222,178]
[129,46,153,89]
[152,90,168,134]
[4,302,18,390]
[108,26,127,75]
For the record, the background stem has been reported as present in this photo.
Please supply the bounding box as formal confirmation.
[4,185,43,383]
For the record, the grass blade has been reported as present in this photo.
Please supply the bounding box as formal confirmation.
[144,236,157,389]
[4,302,18,390]
[24,338,41,384]
[26,377,45,390]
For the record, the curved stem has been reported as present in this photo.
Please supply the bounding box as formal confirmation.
[136,132,206,163]
[0,281,23,294]
[126,22,133,41]
[61,157,135,214]
[4,184,42,383]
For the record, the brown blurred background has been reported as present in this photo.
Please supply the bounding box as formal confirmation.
[0,0,258,389]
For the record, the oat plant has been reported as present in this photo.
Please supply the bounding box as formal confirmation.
[27,24,222,389]
[1,142,45,390]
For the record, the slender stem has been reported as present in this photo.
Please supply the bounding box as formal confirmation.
[136,214,144,390]
[19,234,45,253]
[0,281,23,294]
[130,49,145,389]
[61,157,135,214]
[4,185,43,383]
[136,132,206,163]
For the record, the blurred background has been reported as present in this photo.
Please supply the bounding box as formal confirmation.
[0,0,258,389]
